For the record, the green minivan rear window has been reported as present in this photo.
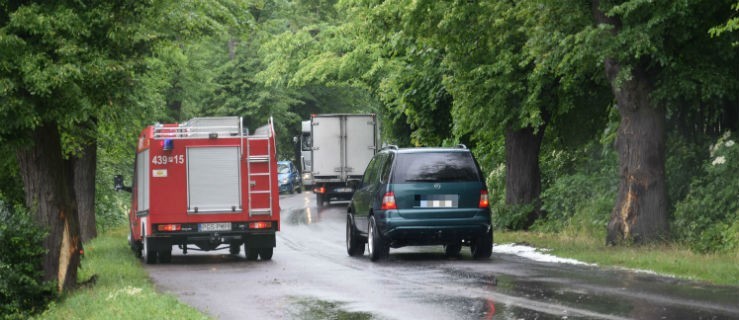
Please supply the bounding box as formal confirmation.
[392,152,480,183]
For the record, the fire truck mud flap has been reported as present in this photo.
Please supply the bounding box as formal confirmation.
[244,234,276,248]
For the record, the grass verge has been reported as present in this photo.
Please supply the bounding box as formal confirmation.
[35,227,208,320]
[495,230,739,286]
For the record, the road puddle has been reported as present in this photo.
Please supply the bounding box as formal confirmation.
[285,207,320,225]
[286,297,375,320]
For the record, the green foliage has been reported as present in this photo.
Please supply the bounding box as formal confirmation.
[665,132,709,210]
[709,1,739,46]
[486,162,537,230]
[535,144,617,236]
[0,146,23,206]
[494,203,535,231]
[0,204,54,319]
[188,0,380,160]
[673,132,739,253]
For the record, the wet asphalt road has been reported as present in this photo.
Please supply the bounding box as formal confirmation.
[146,192,739,320]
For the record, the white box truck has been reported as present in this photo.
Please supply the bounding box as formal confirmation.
[309,114,377,207]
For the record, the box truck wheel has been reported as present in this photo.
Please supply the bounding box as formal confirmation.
[316,194,325,207]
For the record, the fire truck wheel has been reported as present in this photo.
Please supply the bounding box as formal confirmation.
[289,183,295,194]
[245,247,258,261]
[143,236,157,264]
[258,248,273,260]
[130,228,142,257]
[159,247,172,263]
[229,242,241,255]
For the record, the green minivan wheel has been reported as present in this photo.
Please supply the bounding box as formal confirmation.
[368,216,388,261]
[471,231,492,259]
[346,216,365,256]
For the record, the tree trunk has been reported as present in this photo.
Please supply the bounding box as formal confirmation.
[603,59,669,245]
[74,142,97,243]
[593,0,670,245]
[16,122,81,293]
[504,125,545,229]
[168,99,183,121]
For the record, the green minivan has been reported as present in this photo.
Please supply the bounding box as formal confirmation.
[346,145,492,261]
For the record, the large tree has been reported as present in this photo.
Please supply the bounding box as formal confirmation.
[584,0,739,244]
[0,0,248,293]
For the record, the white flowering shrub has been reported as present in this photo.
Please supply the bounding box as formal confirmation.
[673,132,739,253]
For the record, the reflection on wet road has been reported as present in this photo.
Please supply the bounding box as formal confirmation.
[145,192,739,320]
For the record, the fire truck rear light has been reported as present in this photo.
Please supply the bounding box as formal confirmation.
[158,224,181,232]
[314,186,325,194]
[249,222,272,229]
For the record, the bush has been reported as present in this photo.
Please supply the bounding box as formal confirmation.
[486,163,531,230]
[665,133,709,211]
[489,143,618,233]
[0,203,54,319]
[536,144,617,237]
[94,192,128,234]
[673,132,739,253]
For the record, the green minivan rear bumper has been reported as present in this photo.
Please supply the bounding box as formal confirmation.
[375,208,491,247]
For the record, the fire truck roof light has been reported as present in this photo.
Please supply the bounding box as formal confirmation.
[162,139,174,150]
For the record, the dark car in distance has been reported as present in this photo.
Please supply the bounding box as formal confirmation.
[346,145,492,261]
[278,161,302,194]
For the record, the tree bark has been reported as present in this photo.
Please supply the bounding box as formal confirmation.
[16,122,81,293]
[504,125,545,229]
[603,59,669,244]
[593,0,670,244]
[74,142,97,243]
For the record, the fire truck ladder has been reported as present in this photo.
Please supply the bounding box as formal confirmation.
[246,133,274,217]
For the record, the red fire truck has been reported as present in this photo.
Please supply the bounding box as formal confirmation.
[115,117,280,264]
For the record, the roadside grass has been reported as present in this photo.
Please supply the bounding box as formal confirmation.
[35,227,208,320]
[494,230,739,286]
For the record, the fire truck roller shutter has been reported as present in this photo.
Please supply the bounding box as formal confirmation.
[187,146,242,213]
[137,149,150,212]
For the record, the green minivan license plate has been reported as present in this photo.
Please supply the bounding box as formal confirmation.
[416,194,459,208]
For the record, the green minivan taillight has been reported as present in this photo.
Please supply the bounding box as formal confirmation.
[381,192,397,210]
[479,190,489,208]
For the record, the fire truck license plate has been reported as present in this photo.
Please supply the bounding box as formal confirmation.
[199,222,232,232]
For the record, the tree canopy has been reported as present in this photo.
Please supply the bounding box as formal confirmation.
[0,1,737,314]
